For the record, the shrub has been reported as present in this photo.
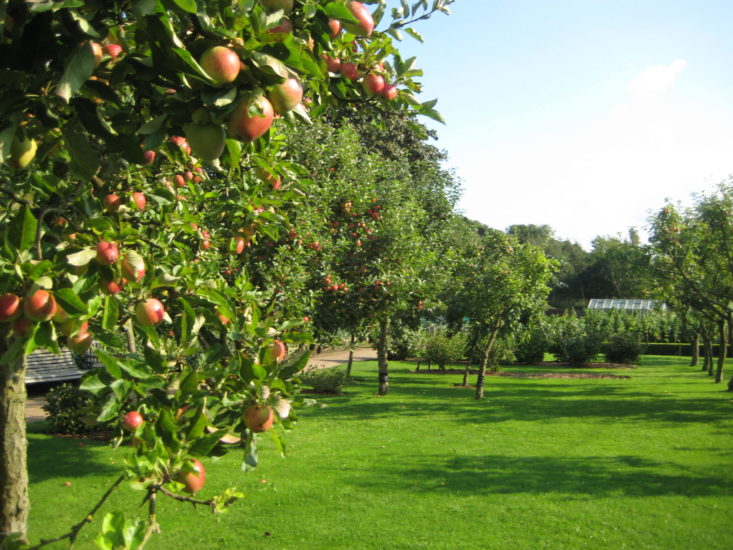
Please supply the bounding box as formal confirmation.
[42,383,99,434]
[300,367,347,394]
[551,336,601,365]
[424,329,467,369]
[604,332,644,364]
[514,329,548,363]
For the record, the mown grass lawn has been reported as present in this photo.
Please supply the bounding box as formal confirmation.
[27,356,733,549]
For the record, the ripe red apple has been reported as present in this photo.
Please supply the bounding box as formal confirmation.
[174,174,186,188]
[267,78,303,114]
[344,1,374,36]
[68,331,93,354]
[0,293,21,322]
[135,298,165,326]
[23,290,57,322]
[104,43,123,59]
[101,279,122,295]
[328,18,342,37]
[104,194,122,212]
[199,46,240,85]
[269,339,287,362]
[362,72,385,96]
[131,192,146,210]
[95,241,119,265]
[340,62,358,80]
[179,458,206,494]
[227,96,274,142]
[381,84,398,100]
[322,54,341,73]
[122,411,144,431]
[201,240,211,250]
[142,150,156,165]
[244,405,274,433]
[262,0,293,12]
[183,122,226,161]
[232,236,246,255]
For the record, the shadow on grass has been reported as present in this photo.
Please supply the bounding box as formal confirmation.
[347,453,732,498]
[317,368,732,426]
[27,432,116,482]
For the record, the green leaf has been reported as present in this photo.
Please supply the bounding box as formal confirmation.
[0,123,17,164]
[95,348,122,378]
[97,394,121,422]
[186,405,208,440]
[101,295,119,331]
[137,114,168,135]
[157,408,180,449]
[188,431,221,457]
[171,0,197,13]
[404,27,424,42]
[11,206,37,252]
[62,127,100,180]
[79,371,107,395]
[67,248,97,267]
[240,356,267,382]
[118,358,153,379]
[55,43,96,103]
[178,297,194,347]
[55,288,88,315]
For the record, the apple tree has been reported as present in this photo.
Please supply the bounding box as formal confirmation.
[446,229,556,399]
[0,0,452,546]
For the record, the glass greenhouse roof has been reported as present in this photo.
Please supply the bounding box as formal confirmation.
[587,299,666,311]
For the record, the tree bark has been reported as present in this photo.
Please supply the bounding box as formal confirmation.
[376,318,389,395]
[345,333,355,378]
[475,325,500,400]
[0,340,30,543]
[715,318,728,383]
[690,329,699,367]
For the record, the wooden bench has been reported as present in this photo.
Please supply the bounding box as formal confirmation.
[25,348,87,384]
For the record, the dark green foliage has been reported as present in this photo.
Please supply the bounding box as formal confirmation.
[604,332,644,364]
[41,383,99,435]
[299,367,347,394]
[423,329,467,369]
[514,329,548,363]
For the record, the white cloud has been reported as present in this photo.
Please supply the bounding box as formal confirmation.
[628,59,688,97]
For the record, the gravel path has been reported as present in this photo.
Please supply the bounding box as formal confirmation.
[25,347,377,423]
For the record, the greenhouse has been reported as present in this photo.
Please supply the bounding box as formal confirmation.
[587,298,667,312]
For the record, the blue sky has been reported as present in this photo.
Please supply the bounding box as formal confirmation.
[387,1,733,248]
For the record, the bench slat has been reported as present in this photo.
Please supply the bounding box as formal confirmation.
[26,348,86,385]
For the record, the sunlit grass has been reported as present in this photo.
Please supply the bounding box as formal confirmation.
[27,356,733,549]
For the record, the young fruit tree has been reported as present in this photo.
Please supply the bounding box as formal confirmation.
[0,0,452,546]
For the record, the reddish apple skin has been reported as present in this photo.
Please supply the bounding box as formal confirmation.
[322,54,341,73]
[122,259,145,283]
[199,46,241,85]
[362,72,385,96]
[104,43,123,59]
[180,459,206,494]
[95,241,119,265]
[131,192,146,210]
[101,280,122,295]
[68,331,93,354]
[23,290,57,322]
[233,236,246,255]
[104,194,122,212]
[269,18,293,34]
[381,84,398,100]
[135,298,165,326]
[269,339,287,361]
[254,165,282,189]
[340,62,358,80]
[244,405,275,433]
[267,78,303,114]
[227,96,274,142]
[142,150,156,165]
[122,411,144,431]
[328,18,342,37]
[0,293,21,322]
[345,1,374,36]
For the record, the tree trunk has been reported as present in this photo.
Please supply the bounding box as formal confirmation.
[0,341,30,543]
[345,333,355,378]
[475,326,500,400]
[715,318,728,383]
[376,318,389,395]
[706,337,714,375]
[690,329,699,367]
